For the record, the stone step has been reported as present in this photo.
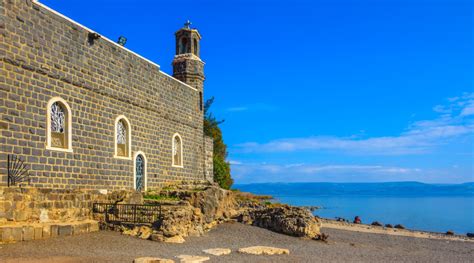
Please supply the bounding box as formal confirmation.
[0,220,99,243]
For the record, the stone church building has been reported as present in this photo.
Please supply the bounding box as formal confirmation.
[0,0,214,191]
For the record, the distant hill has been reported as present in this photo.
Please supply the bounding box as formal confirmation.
[233,182,474,197]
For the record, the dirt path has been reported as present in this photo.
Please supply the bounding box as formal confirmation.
[1,222,473,262]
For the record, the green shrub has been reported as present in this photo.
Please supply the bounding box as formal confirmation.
[213,155,233,189]
[204,97,234,189]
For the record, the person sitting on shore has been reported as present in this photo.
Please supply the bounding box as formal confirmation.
[354,216,362,224]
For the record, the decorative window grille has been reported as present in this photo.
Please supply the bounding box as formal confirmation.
[115,119,128,157]
[135,154,144,191]
[49,101,68,148]
[51,102,65,133]
[173,135,182,166]
[117,120,127,144]
[46,97,72,151]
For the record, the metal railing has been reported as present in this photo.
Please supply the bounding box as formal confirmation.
[92,203,163,225]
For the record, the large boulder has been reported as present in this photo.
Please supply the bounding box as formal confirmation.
[394,224,406,229]
[186,186,239,223]
[239,205,322,239]
[157,186,239,238]
[371,221,383,227]
[159,205,196,237]
[119,185,240,242]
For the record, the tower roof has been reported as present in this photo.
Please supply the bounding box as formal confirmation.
[175,20,201,39]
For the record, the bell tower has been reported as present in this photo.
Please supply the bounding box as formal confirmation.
[172,20,205,92]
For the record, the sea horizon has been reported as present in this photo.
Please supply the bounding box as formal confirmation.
[234,181,474,234]
[235,181,474,186]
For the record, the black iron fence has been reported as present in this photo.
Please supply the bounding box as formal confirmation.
[93,203,163,225]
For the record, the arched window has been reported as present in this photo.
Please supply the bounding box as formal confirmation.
[199,92,203,111]
[172,133,183,167]
[46,97,72,152]
[180,38,188,54]
[193,38,199,56]
[114,115,131,159]
[133,151,147,191]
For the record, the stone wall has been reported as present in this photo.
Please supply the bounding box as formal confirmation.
[0,186,133,224]
[204,136,213,183]
[0,185,126,243]
[0,220,100,243]
[0,0,208,190]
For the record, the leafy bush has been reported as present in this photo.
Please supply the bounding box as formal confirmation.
[213,155,233,189]
[204,97,234,189]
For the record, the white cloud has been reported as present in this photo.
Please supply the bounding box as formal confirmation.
[233,163,420,175]
[231,162,424,183]
[460,101,474,116]
[434,93,474,116]
[234,92,474,155]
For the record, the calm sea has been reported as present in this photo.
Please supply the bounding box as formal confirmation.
[234,182,474,234]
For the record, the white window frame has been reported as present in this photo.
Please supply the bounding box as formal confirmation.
[46,96,73,152]
[172,133,184,168]
[113,115,132,160]
[133,151,147,191]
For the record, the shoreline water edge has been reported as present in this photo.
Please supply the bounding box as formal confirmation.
[234,182,474,238]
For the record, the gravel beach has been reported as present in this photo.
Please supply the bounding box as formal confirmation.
[1,222,473,262]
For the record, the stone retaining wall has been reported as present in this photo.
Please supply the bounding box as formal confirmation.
[0,220,99,243]
[0,186,139,224]
[0,186,139,243]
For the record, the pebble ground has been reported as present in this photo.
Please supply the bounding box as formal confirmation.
[1,222,473,262]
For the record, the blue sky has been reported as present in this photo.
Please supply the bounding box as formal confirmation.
[41,0,473,183]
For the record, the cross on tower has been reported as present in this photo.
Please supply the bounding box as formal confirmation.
[184,20,192,29]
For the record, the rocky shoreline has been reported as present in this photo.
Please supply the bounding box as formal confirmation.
[298,202,473,240]
[2,182,473,262]
[320,218,474,242]
[94,181,473,245]
[96,181,325,244]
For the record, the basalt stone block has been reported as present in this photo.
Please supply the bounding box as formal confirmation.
[1,226,23,242]
[0,227,12,242]
[58,225,72,236]
[42,225,51,239]
[34,226,43,239]
[50,224,59,237]
[0,201,11,212]
[88,221,99,232]
[11,226,23,242]
[22,226,35,241]
[14,209,31,221]
[72,223,88,235]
